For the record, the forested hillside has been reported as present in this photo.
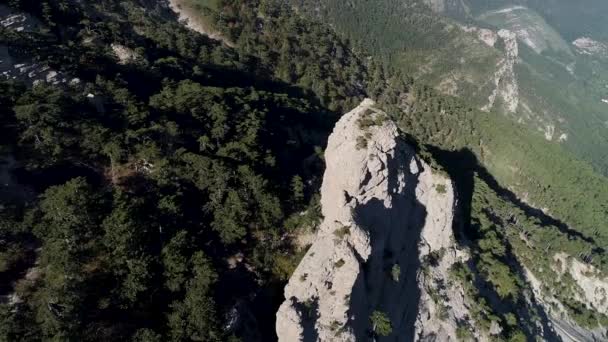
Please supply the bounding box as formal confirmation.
[0,0,373,340]
[290,0,608,177]
[2,0,608,340]
[206,1,608,335]
[285,0,608,239]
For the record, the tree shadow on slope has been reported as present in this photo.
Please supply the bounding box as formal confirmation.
[345,150,426,342]
[427,146,577,341]
[286,296,320,342]
[429,147,600,248]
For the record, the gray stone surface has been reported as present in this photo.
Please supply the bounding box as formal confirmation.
[276,99,466,341]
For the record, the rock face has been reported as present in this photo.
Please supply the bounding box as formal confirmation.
[573,37,608,58]
[111,44,140,65]
[276,99,463,341]
[413,171,472,342]
[482,29,519,114]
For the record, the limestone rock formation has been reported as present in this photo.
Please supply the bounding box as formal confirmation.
[524,254,608,342]
[276,99,467,341]
[482,29,519,114]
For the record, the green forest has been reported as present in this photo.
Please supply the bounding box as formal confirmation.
[0,0,366,340]
[1,0,608,340]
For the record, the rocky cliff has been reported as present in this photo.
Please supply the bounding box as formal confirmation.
[276,99,470,341]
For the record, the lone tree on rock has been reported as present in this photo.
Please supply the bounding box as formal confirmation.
[370,310,392,337]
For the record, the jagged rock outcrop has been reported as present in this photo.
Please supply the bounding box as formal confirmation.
[573,37,608,58]
[414,172,473,342]
[481,29,519,113]
[276,99,468,341]
[457,25,520,114]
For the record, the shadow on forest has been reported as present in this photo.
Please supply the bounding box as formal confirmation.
[427,146,600,248]
[426,146,588,341]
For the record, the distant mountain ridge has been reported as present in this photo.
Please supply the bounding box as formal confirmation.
[425,0,608,174]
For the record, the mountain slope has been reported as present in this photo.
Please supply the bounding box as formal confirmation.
[427,1,608,172]
[284,0,608,251]
[277,100,608,341]
[2,0,608,341]
[0,0,369,340]
[164,0,608,339]
[291,0,608,176]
